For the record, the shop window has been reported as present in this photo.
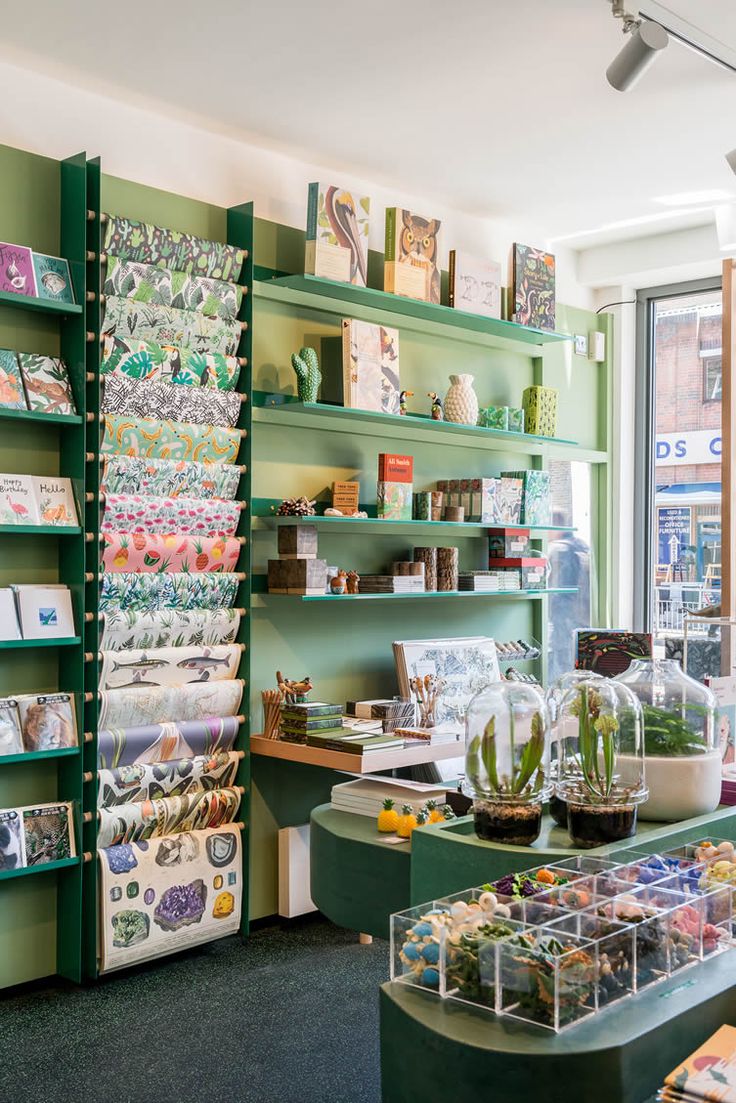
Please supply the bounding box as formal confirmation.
[703,355,722,402]
[547,460,593,682]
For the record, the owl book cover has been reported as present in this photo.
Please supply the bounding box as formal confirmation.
[511,243,556,330]
[449,250,502,319]
[384,208,441,305]
[305,183,370,287]
[341,318,400,415]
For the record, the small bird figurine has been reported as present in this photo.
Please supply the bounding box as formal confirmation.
[428,392,444,421]
[399,389,414,416]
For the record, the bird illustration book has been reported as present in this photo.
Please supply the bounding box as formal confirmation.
[305,183,370,287]
[510,243,556,330]
[384,208,441,304]
[0,474,41,525]
[342,318,400,415]
[449,250,502,318]
[17,353,76,415]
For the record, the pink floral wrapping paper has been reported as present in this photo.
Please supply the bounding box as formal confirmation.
[102,531,241,573]
[102,493,241,537]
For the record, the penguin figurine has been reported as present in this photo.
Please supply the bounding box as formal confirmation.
[399,389,414,416]
[428,392,444,421]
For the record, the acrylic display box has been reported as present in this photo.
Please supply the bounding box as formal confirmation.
[390,848,734,1032]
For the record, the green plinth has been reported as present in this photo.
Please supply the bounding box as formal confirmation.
[380,953,736,1103]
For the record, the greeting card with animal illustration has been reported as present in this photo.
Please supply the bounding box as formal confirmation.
[16,694,78,752]
[449,251,502,318]
[17,353,76,415]
[0,473,41,525]
[0,242,36,298]
[385,208,441,304]
[0,349,27,409]
[511,243,556,330]
[22,802,75,865]
[0,699,24,756]
[31,252,75,305]
[342,319,400,414]
[664,1024,736,1100]
[305,183,370,287]
[31,476,78,526]
[13,584,75,639]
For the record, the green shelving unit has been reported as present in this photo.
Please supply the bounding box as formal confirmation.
[0,289,83,317]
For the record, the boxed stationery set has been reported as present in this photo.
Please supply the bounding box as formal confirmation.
[501,469,552,526]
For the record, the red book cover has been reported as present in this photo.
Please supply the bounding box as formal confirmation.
[378,453,413,483]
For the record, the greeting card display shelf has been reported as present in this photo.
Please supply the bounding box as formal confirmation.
[0,288,83,317]
[0,636,81,650]
[0,747,80,767]
[0,856,81,883]
[0,407,83,426]
[0,525,82,536]
[253,583,576,604]
[250,734,462,774]
[255,274,572,349]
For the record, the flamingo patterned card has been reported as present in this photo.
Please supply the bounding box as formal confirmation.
[305,182,370,287]
[17,354,76,415]
[0,242,36,298]
[0,350,27,409]
[0,474,41,525]
[31,476,78,526]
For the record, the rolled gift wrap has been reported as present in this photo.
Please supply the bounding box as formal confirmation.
[98,678,245,729]
[100,608,241,651]
[101,374,241,429]
[101,413,241,464]
[102,296,241,357]
[96,785,242,848]
[101,494,240,537]
[97,749,240,808]
[103,215,245,281]
[101,335,240,392]
[97,715,241,769]
[101,454,241,500]
[102,532,241,574]
[99,571,240,613]
[104,257,242,320]
[99,643,241,691]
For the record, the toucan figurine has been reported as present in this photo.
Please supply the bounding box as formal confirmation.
[399,389,414,416]
[428,392,444,421]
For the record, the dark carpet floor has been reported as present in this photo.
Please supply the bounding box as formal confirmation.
[0,916,386,1103]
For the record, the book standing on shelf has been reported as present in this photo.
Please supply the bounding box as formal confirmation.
[510,243,556,330]
[449,250,502,318]
[342,318,400,415]
[305,183,370,286]
[384,208,441,304]
[377,453,413,520]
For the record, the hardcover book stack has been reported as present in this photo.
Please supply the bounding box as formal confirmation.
[279,701,344,745]
[458,570,521,592]
[358,574,425,594]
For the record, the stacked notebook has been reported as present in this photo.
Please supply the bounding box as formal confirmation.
[656,1025,736,1101]
[359,575,425,594]
[279,702,344,744]
[306,729,405,755]
[458,570,521,592]
[345,698,416,731]
[331,777,448,817]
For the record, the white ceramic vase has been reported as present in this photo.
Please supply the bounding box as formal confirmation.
[444,373,479,425]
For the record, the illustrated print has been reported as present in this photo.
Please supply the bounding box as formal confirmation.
[399,211,441,304]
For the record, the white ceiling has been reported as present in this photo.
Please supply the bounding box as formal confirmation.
[2,0,736,244]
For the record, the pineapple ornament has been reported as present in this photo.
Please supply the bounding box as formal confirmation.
[426,800,444,824]
[377,798,399,833]
[444,373,479,425]
[397,804,418,838]
[415,809,428,829]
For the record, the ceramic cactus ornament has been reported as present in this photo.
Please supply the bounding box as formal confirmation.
[444,373,479,425]
[291,346,322,403]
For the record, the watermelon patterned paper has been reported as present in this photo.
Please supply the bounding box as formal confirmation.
[104,257,241,320]
[102,532,241,574]
[101,335,240,391]
[101,493,240,537]
[101,374,241,429]
[101,413,241,465]
[102,296,240,356]
[99,571,240,613]
[103,215,245,281]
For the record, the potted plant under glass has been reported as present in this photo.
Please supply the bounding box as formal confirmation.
[545,670,605,829]
[464,682,551,845]
[556,678,647,847]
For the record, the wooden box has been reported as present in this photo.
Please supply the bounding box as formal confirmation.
[277,524,319,559]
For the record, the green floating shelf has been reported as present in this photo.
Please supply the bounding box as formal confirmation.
[0,288,83,317]
[0,747,80,766]
[0,525,82,536]
[256,585,577,604]
[256,274,571,348]
[0,856,81,883]
[252,507,574,538]
[0,636,81,650]
[0,407,83,426]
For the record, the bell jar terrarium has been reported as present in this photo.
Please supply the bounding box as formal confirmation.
[557,678,647,847]
[464,682,551,846]
[545,670,605,829]
[615,659,719,821]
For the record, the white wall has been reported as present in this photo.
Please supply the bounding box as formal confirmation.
[0,57,592,309]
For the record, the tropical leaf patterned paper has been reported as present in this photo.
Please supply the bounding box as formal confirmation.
[100,643,241,691]
[97,750,240,808]
[101,413,241,465]
[97,785,242,847]
[103,215,244,281]
[99,571,239,612]
[97,716,241,769]
[100,609,241,652]
[0,349,27,410]
[102,532,241,574]
[97,679,244,729]
[102,296,240,356]
[101,454,241,500]
[102,374,241,429]
[101,493,240,537]
[17,354,76,415]
[101,335,240,391]
[105,256,242,320]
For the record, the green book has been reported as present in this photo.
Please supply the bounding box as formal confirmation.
[279,714,344,732]
[307,732,404,753]
[281,723,347,739]
[280,702,342,719]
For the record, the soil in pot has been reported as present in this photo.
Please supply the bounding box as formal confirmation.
[548,793,568,829]
[567,803,637,848]
[474,801,543,845]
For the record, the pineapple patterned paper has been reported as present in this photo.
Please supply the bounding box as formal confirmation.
[102,532,241,574]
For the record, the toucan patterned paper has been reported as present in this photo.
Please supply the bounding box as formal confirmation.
[101,335,240,391]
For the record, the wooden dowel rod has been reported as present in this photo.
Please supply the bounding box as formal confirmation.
[238,464,247,473]
[84,651,94,662]
[86,331,95,342]
[242,250,249,260]
[100,251,107,262]
[85,492,95,502]
[83,811,93,822]
[238,429,247,438]
[237,358,248,367]
[84,691,94,703]
[86,250,97,262]
[85,372,95,383]
[86,209,97,221]
[83,852,93,863]
[84,612,94,623]
[100,213,108,224]
[235,572,246,580]
[235,714,246,723]
[236,536,247,544]
[100,293,106,304]
[83,772,94,783]
[84,731,93,743]
[85,290,96,303]
[235,608,246,616]
[239,321,248,331]
[235,750,245,760]
[235,821,246,830]
[85,452,95,462]
[85,533,94,543]
[236,786,246,794]
[239,393,249,404]
[241,286,249,296]
[84,572,95,583]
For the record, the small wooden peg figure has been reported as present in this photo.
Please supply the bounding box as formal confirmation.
[399,390,414,416]
[428,392,444,420]
[346,570,360,594]
[276,670,313,703]
[329,569,348,595]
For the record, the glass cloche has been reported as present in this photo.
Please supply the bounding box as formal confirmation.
[556,678,647,848]
[615,659,719,821]
[545,670,605,828]
[464,681,550,846]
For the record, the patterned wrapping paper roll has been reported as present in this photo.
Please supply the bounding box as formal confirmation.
[98,715,240,768]
[101,336,240,392]
[98,679,244,730]
[100,608,241,651]
[97,750,240,808]
[100,571,240,613]
[102,374,241,429]
[97,785,242,848]
[102,296,240,357]
[103,215,244,281]
[104,257,242,320]
[101,413,241,465]
[101,493,240,537]
[100,643,241,691]
[98,824,242,974]
[101,454,241,500]
[102,532,241,574]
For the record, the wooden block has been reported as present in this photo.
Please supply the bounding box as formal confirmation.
[270,558,327,593]
[278,524,318,559]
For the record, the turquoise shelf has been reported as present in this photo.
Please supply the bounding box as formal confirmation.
[0,747,80,766]
[0,636,81,650]
[0,288,82,317]
[255,584,577,603]
[0,525,82,535]
[0,856,81,883]
[0,407,83,426]
[256,274,571,348]
[252,506,574,538]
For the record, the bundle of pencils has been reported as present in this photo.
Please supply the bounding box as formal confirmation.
[262,688,283,739]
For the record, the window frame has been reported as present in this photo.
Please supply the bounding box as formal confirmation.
[702,354,723,404]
